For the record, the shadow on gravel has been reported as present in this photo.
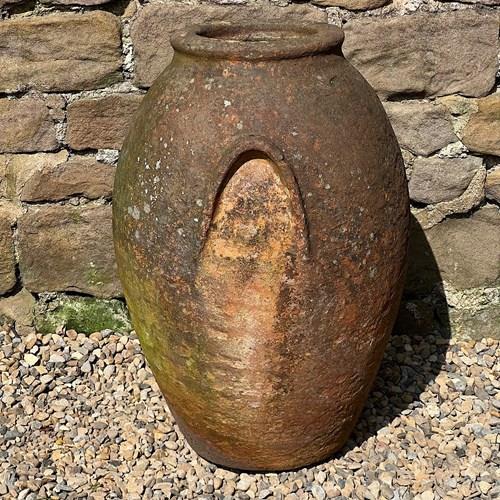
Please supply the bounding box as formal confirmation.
[341,214,451,453]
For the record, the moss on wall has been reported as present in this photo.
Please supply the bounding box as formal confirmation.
[35,295,131,334]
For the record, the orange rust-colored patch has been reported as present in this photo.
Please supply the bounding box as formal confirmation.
[195,157,299,398]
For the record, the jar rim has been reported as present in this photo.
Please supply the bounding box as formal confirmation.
[170,23,344,61]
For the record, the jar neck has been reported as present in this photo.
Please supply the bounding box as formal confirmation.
[170,23,344,62]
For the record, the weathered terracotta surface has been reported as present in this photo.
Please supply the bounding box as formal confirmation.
[113,24,409,471]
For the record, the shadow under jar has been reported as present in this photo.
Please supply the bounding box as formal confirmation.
[113,23,409,471]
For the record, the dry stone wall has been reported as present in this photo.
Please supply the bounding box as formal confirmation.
[0,0,498,339]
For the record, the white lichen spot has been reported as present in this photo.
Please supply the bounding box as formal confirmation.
[306,192,313,198]
[144,203,151,214]
[236,122,243,130]
[153,176,160,184]
[193,217,199,223]
[177,228,185,237]
[128,206,141,220]
[196,199,203,207]
[325,184,331,190]
[155,160,161,169]
[224,99,231,107]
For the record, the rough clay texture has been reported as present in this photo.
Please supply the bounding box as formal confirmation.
[113,42,409,469]
[0,0,498,342]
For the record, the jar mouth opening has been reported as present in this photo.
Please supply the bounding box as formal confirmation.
[171,23,344,61]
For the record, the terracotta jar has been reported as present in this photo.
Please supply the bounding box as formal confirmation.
[113,23,409,471]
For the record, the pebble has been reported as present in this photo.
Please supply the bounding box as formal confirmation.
[48,353,65,364]
[0,329,497,498]
[311,484,326,499]
[23,354,39,366]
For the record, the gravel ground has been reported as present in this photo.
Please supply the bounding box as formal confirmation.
[0,327,498,500]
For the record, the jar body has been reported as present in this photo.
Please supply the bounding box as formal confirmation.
[113,38,409,470]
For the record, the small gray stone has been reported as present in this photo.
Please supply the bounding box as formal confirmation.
[49,353,66,363]
[81,360,92,373]
[311,484,326,500]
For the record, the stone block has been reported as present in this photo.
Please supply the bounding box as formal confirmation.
[0,12,122,92]
[462,93,500,157]
[343,11,498,98]
[66,94,144,150]
[0,98,58,153]
[384,101,457,156]
[18,205,121,297]
[409,157,481,204]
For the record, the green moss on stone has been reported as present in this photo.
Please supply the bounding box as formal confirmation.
[35,295,131,334]
[85,267,110,288]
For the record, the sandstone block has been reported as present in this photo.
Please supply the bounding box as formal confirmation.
[0,98,58,153]
[425,206,500,290]
[0,289,36,329]
[415,168,486,229]
[343,11,498,98]
[312,0,388,10]
[0,213,16,295]
[0,12,122,93]
[41,0,112,5]
[384,101,457,156]
[18,205,121,297]
[0,0,24,7]
[409,157,481,204]
[1,152,114,202]
[450,304,500,341]
[66,94,144,150]
[439,0,500,6]
[131,3,326,87]
[462,93,500,157]
[485,168,500,203]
